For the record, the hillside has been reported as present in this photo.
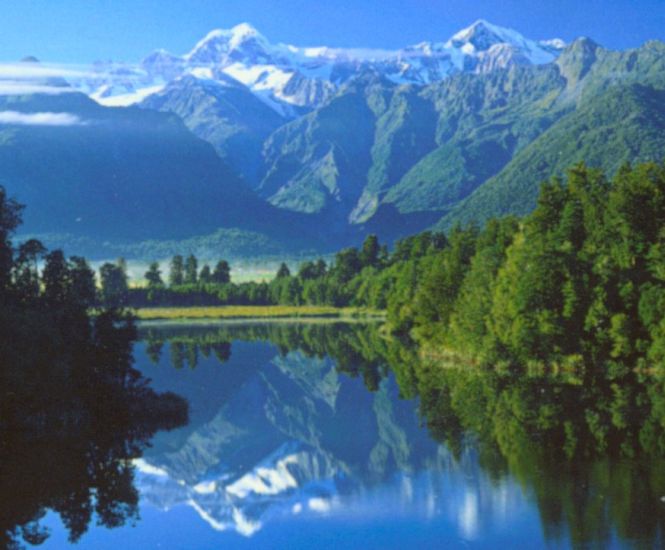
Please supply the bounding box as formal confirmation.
[437,83,665,228]
[436,39,665,228]
[0,90,315,253]
[141,75,286,185]
[252,37,665,236]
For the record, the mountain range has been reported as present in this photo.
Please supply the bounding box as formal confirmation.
[84,20,565,112]
[4,20,665,258]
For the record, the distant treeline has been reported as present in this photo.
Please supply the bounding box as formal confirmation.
[98,234,390,308]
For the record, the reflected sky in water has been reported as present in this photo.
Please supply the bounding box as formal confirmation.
[33,322,664,549]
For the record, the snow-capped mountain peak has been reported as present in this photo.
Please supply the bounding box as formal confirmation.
[229,22,261,39]
[447,19,518,51]
[77,20,567,114]
[186,22,273,66]
[445,19,564,64]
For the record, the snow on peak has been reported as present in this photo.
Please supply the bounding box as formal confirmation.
[230,22,260,40]
[81,20,567,113]
[443,19,562,65]
[186,22,270,62]
[447,19,528,52]
[539,38,567,50]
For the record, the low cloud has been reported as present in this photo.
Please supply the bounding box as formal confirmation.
[0,62,97,80]
[0,61,149,93]
[0,81,78,95]
[0,111,85,126]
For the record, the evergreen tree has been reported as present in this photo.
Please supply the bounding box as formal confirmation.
[359,234,381,268]
[331,249,361,284]
[448,217,519,359]
[169,255,184,286]
[185,254,198,285]
[14,238,46,300]
[0,187,23,295]
[145,262,163,289]
[199,264,212,284]
[315,259,327,277]
[212,260,231,284]
[297,261,321,280]
[276,262,291,278]
[42,250,71,305]
[100,262,128,307]
[69,256,97,307]
[412,225,478,341]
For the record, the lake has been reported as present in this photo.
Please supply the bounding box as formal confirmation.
[11,321,665,549]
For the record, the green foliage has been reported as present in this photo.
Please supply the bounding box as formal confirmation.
[184,254,198,285]
[0,186,23,294]
[212,260,231,284]
[448,217,520,359]
[121,162,665,374]
[275,262,291,279]
[0,200,188,548]
[418,162,665,368]
[199,264,211,284]
[169,255,184,286]
[440,84,665,229]
[145,261,164,289]
[411,225,478,342]
[100,260,128,307]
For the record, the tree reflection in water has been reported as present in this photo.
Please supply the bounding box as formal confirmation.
[0,312,188,549]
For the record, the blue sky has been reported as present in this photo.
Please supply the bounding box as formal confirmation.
[2,0,664,62]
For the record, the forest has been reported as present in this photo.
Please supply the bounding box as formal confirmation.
[98,161,665,369]
[0,188,189,548]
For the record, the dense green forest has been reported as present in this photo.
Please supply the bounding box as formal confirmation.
[116,161,665,369]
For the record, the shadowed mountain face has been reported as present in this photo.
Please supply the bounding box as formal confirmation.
[141,75,287,186]
[0,91,328,257]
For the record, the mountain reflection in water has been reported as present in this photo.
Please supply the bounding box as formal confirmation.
[128,322,665,549]
[7,320,665,548]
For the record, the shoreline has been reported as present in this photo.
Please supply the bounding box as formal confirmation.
[133,305,386,322]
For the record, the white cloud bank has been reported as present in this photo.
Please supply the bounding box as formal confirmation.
[0,81,78,96]
[0,62,147,97]
[0,111,84,126]
[0,62,96,80]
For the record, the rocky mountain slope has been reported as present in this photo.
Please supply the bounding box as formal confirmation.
[5,21,665,258]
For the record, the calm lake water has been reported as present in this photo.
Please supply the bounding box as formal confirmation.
[20,321,665,549]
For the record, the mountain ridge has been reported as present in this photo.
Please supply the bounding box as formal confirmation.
[75,20,566,114]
